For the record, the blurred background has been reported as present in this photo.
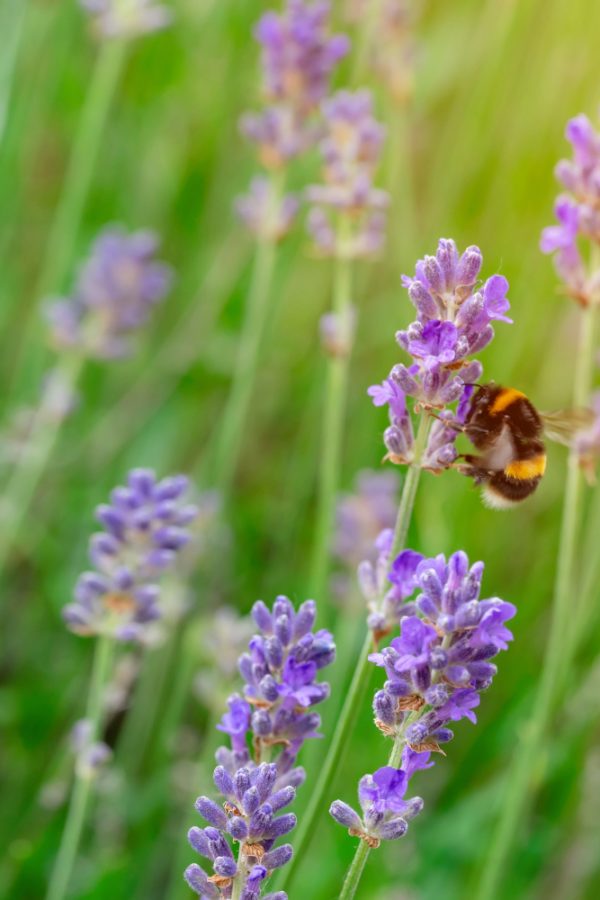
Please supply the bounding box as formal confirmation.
[2,0,600,898]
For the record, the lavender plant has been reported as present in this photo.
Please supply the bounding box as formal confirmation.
[183,596,335,899]
[0,229,173,578]
[212,1,349,495]
[275,237,511,893]
[308,89,388,601]
[478,113,600,900]
[331,547,515,898]
[46,469,198,900]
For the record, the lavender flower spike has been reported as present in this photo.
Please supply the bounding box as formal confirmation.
[540,113,600,303]
[308,90,389,258]
[368,238,512,469]
[333,546,514,850]
[185,596,335,899]
[46,226,173,360]
[80,0,172,39]
[63,469,198,642]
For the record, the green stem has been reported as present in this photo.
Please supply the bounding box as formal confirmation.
[476,297,597,900]
[209,174,283,497]
[0,352,85,579]
[308,219,354,599]
[339,840,370,900]
[275,415,431,894]
[0,0,27,149]
[13,39,126,396]
[46,636,115,900]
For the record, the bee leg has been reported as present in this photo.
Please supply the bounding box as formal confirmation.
[452,454,493,485]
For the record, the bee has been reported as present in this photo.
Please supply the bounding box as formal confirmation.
[457,384,592,509]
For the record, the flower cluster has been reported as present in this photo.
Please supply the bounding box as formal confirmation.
[368,238,511,468]
[307,90,388,258]
[63,469,198,642]
[70,719,111,781]
[330,749,428,847]
[332,547,515,848]
[540,114,600,304]
[237,1,349,241]
[46,227,172,359]
[80,0,172,39]
[185,597,335,899]
[241,0,349,168]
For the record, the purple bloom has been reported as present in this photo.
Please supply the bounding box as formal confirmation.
[63,469,198,642]
[541,114,600,302]
[240,1,349,170]
[46,227,172,359]
[358,766,408,815]
[80,0,172,38]
[307,90,389,258]
[576,390,600,482]
[186,597,335,897]
[235,176,300,242]
[369,238,511,469]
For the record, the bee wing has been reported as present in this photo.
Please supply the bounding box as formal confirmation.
[539,408,595,446]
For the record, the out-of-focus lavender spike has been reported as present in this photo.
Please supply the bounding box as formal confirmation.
[46,227,173,360]
[307,90,389,259]
[63,469,198,642]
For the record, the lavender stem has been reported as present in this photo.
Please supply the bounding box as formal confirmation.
[309,216,354,599]
[210,172,284,496]
[0,351,84,579]
[275,415,431,893]
[477,247,599,900]
[46,636,115,900]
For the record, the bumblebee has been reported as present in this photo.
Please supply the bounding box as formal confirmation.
[458,384,591,509]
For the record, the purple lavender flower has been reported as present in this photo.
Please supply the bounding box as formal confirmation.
[70,719,111,780]
[307,90,389,258]
[240,1,349,169]
[235,177,300,243]
[185,597,335,898]
[334,469,399,569]
[367,549,515,745]
[46,227,172,359]
[576,390,600,483]
[63,469,198,642]
[541,114,600,303]
[369,238,512,468]
[333,547,513,850]
[319,306,357,358]
[80,0,172,39]
[330,746,426,847]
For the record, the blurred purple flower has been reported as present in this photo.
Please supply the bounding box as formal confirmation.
[63,469,198,642]
[541,114,600,302]
[307,90,389,258]
[334,469,399,569]
[46,227,172,359]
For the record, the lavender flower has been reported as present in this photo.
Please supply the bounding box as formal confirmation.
[237,2,349,240]
[63,469,198,642]
[307,90,389,258]
[185,597,335,899]
[70,719,111,780]
[330,748,426,847]
[319,306,357,358]
[240,1,350,168]
[46,227,172,359]
[80,0,172,39]
[236,177,300,243]
[540,114,600,304]
[368,239,512,468]
[333,547,514,848]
